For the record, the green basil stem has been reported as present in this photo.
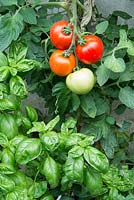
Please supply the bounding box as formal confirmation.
[34,170,40,182]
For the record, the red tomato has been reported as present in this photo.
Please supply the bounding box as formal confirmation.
[76,35,104,64]
[49,50,76,76]
[50,20,73,50]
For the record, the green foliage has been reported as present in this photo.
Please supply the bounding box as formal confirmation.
[0,0,134,199]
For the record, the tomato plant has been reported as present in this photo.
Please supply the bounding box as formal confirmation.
[0,0,134,199]
[76,35,104,64]
[50,20,73,50]
[66,68,95,94]
[49,50,76,76]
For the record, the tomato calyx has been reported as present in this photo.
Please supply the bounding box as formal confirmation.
[63,25,72,35]
[77,37,86,46]
[62,50,71,58]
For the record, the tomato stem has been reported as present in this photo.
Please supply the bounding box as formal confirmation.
[63,26,72,35]
[103,45,128,58]
[77,0,86,10]
[32,2,72,19]
[66,0,80,68]
[62,50,71,58]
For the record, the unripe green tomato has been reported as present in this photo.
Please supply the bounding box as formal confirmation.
[66,68,95,94]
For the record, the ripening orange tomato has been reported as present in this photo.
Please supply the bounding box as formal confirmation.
[49,50,76,76]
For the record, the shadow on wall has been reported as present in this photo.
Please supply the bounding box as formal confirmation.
[95,0,134,27]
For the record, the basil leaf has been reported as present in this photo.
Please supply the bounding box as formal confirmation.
[6,188,28,200]
[15,59,41,72]
[41,131,59,152]
[41,195,54,200]
[28,181,47,198]
[25,105,38,122]
[8,40,28,63]
[41,156,60,189]
[45,115,60,131]
[1,148,15,167]
[0,113,18,140]
[68,146,84,158]
[9,170,27,188]
[64,156,84,183]
[84,146,109,173]
[0,174,15,192]
[0,132,8,147]
[84,167,104,195]
[0,94,20,111]
[0,163,15,174]
[10,135,28,148]
[0,52,8,66]
[22,117,32,130]
[9,75,27,97]
[15,138,42,164]
[0,66,10,82]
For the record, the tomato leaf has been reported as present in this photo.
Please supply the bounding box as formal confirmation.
[113,10,132,19]
[80,94,97,118]
[20,7,37,25]
[95,21,109,34]
[81,116,110,140]
[104,55,126,73]
[127,40,134,56]
[0,13,24,51]
[119,86,134,109]
[52,82,71,115]
[119,62,134,82]
[101,131,118,159]
[117,30,134,56]
[96,64,111,86]
[117,29,128,47]
[0,0,17,6]
[93,92,109,116]
[71,93,80,112]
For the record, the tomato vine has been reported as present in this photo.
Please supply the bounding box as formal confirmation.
[0,0,134,199]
